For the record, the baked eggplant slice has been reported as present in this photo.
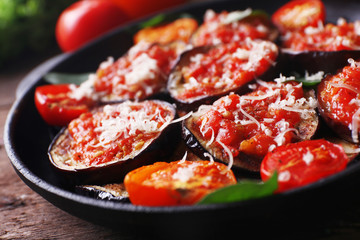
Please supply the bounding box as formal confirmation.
[317,58,360,144]
[76,183,129,202]
[167,39,279,114]
[49,100,179,184]
[183,79,318,172]
[69,41,187,104]
[191,9,278,46]
[280,18,360,75]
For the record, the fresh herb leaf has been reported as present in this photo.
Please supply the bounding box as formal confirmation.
[139,14,166,29]
[138,12,195,29]
[294,76,322,87]
[250,9,270,18]
[197,172,278,205]
[44,72,92,85]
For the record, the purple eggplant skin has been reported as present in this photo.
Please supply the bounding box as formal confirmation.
[281,49,360,75]
[167,45,282,115]
[48,101,180,185]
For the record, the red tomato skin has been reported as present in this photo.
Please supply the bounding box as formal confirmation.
[110,0,186,19]
[124,160,236,206]
[272,0,326,32]
[34,84,90,126]
[260,139,348,192]
[56,0,129,52]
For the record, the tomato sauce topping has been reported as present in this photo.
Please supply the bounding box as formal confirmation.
[192,9,277,46]
[172,39,278,101]
[282,19,360,51]
[318,59,360,142]
[66,101,174,167]
[191,79,317,162]
[94,41,182,101]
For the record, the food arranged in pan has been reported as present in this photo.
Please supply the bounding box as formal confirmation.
[34,0,360,206]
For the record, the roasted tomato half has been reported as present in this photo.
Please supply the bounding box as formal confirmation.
[168,39,279,113]
[272,0,326,33]
[48,100,178,184]
[260,139,348,192]
[133,18,198,44]
[35,84,94,126]
[191,9,278,46]
[183,79,318,171]
[124,160,237,206]
[94,41,186,102]
[318,59,360,143]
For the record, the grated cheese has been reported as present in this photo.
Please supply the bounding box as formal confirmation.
[204,152,214,163]
[172,162,197,182]
[302,150,314,165]
[124,53,160,85]
[278,170,291,182]
[94,101,172,146]
[305,71,324,82]
[216,139,234,169]
[221,8,252,25]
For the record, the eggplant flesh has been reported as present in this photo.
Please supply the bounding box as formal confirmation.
[48,100,180,184]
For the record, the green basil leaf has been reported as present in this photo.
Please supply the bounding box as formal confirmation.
[138,13,196,29]
[294,77,322,87]
[139,14,166,29]
[250,9,270,18]
[197,172,278,205]
[44,72,92,85]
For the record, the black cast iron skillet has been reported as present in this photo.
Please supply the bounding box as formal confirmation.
[5,0,360,238]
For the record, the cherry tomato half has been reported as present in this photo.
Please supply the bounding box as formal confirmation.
[34,84,93,126]
[133,18,198,44]
[272,0,326,33]
[124,160,237,206]
[110,0,187,19]
[260,139,348,192]
[56,0,129,52]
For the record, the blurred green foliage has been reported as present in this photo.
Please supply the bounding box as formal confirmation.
[0,0,76,67]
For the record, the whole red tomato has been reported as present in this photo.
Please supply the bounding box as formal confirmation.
[56,0,129,52]
[110,0,187,19]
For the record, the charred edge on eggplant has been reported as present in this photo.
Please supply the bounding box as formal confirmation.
[48,101,181,185]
